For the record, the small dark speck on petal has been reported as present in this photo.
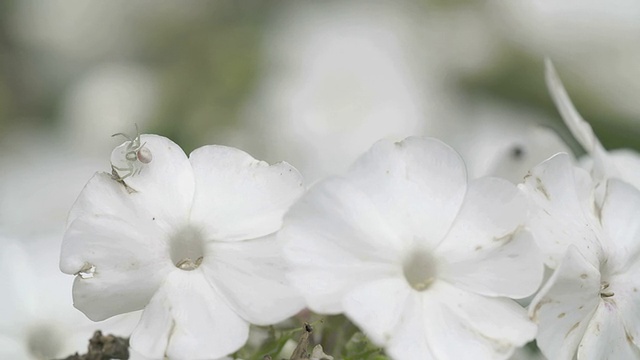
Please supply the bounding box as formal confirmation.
[511,145,525,160]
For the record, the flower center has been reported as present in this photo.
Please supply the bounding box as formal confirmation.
[169,226,205,271]
[403,249,438,291]
[27,323,62,360]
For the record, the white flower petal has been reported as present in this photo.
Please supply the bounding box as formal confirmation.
[129,291,173,360]
[284,264,397,314]
[428,281,536,358]
[529,246,601,360]
[202,235,304,325]
[66,172,147,231]
[576,301,640,359]
[108,134,194,232]
[61,214,171,321]
[422,297,509,360]
[437,177,543,298]
[439,230,542,298]
[601,179,640,269]
[608,272,640,352]
[346,137,467,248]
[342,278,412,346]
[449,177,528,241]
[384,294,435,360]
[280,176,402,313]
[131,270,249,360]
[544,59,614,181]
[520,153,602,268]
[282,176,404,266]
[189,145,304,242]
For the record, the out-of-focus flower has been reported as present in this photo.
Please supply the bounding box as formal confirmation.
[0,235,139,360]
[281,137,543,360]
[440,101,571,183]
[242,1,437,181]
[524,155,640,358]
[61,135,305,359]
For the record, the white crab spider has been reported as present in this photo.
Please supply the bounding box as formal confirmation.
[110,124,153,181]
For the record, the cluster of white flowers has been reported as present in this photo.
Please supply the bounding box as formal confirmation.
[60,61,640,360]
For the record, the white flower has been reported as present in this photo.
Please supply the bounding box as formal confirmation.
[60,135,305,359]
[280,137,544,360]
[524,154,640,359]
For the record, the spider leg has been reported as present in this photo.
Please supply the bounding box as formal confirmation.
[110,165,138,194]
[111,163,135,180]
[111,132,133,141]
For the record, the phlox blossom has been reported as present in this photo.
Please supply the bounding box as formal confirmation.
[280,137,544,360]
[523,153,640,359]
[60,135,305,360]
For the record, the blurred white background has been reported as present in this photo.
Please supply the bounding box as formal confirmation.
[0,1,639,358]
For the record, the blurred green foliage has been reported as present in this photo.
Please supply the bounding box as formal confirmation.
[140,1,277,153]
[0,0,638,153]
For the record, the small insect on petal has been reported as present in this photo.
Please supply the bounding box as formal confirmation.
[137,146,153,164]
